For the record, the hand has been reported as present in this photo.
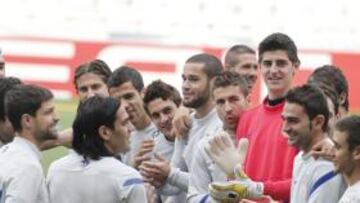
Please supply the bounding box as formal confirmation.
[139,153,171,188]
[205,132,249,177]
[172,106,192,139]
[311,137,335,160]
[133,140,155,169]
[144,182,157,203]
[233,170,263,199]
[209,177,263,202]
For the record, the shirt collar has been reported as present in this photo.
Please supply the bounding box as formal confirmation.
[13,137,42,161]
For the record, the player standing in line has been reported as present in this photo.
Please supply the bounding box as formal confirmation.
[0,84,59,202]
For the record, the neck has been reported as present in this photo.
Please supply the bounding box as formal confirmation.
[15,131,42,150]
[345,167,360,186]
[225,128,236,145]
[303,131,325,154]
[134,115,152,130]
[194,99,215,119]
[268,88,290,100]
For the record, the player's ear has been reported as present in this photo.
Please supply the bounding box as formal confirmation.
[21,114,34,130]
[98,125,111,141]
[312,114,325,131]
[352,146,360,161]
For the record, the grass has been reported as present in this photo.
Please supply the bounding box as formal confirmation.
[41,99,78,174]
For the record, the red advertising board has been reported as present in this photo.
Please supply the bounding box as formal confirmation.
[1,36,359,111]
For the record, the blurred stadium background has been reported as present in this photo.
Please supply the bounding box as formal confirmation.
[1,0,359,172]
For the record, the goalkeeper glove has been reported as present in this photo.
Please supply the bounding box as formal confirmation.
[205,132,249,176]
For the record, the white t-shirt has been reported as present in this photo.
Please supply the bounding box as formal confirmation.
[339,181,360,203]
[160,109,222,201]
[122,122,159,165]
[47,151,147,203]
[187,127,232,203]
[291,151,346,203]
[0,137,48,203]
[153,133,174,161]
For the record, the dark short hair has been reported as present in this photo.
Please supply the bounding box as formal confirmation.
[72,96,120,160]
[308,65,349,111]
[74,59,112,90]
[258,33,300,66]
[5,84,53,132]
[186,53,223,79]
[144,80,182,113]
[224,45,256,69]
[335,115,360,151]
[308,81,339,116]
[212,71,249,97]
[285,84,329,131]
[0,77,22,121]
[107,66,144,92]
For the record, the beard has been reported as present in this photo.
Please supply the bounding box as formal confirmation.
[183,90,210,109]
[36,127,58,142]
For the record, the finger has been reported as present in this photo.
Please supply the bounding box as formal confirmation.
[221,132,234,148]
[153,153,167,162]
[178,118,190,138]
[207,138,220,156]
[137,147,154,156]
[214,134,227,151]
[237,138,249,164]
[140,166,159,176]
[311,141,322,151]
[140,139,155,147]
[310,150,321,159]
[184,116,192,129]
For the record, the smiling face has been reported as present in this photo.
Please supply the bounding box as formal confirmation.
[181,62,211,109]
[260,50,297,99]
[213,85,247,132]
[146,98,177,141]
[109,81,147,129]
[282,102,313,151]
[32,99,60,141]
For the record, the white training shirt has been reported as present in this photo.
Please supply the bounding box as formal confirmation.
[122,122,159,165]
[47,151,147,203]
[0,137,48,203]
[160,109,222,200]
[153,133,174,161]
[187,127,231,203]
[291,151,346,203]
[338,181,360,203]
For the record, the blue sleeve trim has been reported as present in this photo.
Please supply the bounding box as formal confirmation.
[309,170,337,197]
[123,178,144,187]
[199,194,209,203]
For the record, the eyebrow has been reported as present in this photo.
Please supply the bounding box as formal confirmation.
[329,138,339,147]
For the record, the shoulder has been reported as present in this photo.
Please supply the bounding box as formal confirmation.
[102,157,142,178]
[48,151,78,172]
